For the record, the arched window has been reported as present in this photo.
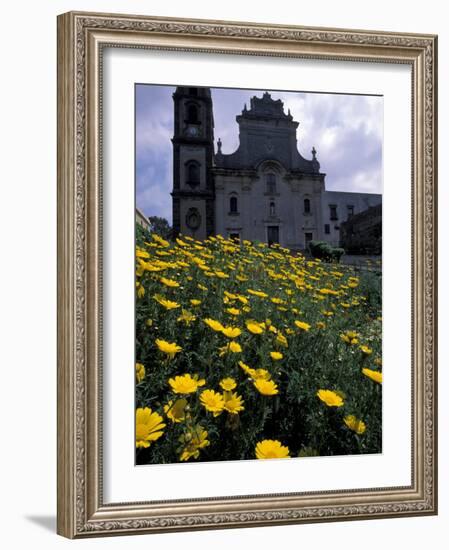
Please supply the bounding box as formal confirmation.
[187,104,199,123]
[230,196,238,214]
[266,173,276,194]
[270,201,276,216]
[304,198,311,214]
[186,161,200,186]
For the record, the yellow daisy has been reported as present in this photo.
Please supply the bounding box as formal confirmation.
[179,426,210,461]
[219,377,237,391]
[168,373,206,394]
[362,368,382,384]
[153,294,180,310]
[219,341,242,355]
[360,345,373,355]
[155,339,182,360]
[200,389,225,416]
[294,320,311,331]
[223,392,245,414]
[160,276,180,288]
[221,326,242,338]
[255,439,290,459]
[135,407,166,448]
[203,318,224,332]
[254,378,279,396]
[317,389,344,407]
[246,320,264,334]
[135,362,145,383]
[344,414,366,434]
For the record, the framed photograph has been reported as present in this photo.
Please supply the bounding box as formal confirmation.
[57,11,438,538]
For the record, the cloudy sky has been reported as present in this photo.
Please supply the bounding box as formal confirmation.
[136,85,383,223]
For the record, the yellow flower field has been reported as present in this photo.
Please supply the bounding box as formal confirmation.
[135,228,382,464]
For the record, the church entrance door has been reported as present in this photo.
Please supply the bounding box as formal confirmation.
[304,232,313,249]
[267,226,279,246]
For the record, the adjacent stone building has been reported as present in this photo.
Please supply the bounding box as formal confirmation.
[171,86,381,249]
[340,203,382,255]
[136,207,151,232]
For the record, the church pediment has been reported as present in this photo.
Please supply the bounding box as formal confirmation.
[214,92,323,174]
[239,91,294,121]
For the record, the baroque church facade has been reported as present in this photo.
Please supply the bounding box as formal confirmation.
[171,86,381,249]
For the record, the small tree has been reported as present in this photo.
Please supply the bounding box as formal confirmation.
[308,240,345,263]
[148,216,173,240]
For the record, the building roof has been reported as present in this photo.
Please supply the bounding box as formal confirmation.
[136,207,150,224]
[323,190,382,201]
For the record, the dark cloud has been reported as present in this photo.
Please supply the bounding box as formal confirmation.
[136,85,383,222]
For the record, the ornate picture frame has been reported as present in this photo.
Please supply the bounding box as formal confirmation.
[57,11,437,538]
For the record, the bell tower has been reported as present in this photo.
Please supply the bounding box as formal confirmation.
[171,86,215,239]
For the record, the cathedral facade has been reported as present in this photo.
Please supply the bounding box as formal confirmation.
[171,86,381,249]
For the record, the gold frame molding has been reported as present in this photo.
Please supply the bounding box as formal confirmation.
[57,11,438,538]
